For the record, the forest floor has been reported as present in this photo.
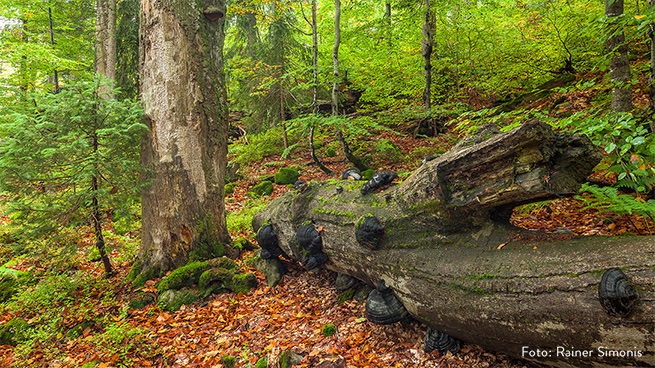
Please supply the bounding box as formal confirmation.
[1,97,654,367]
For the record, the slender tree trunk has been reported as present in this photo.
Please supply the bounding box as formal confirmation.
[605,0,633,112]
[280,83,288,150]
[384,3,391,46]
[48,8,59,94]
[422,0,434,110]
[91,132,113,277]
[331,0,341,117]
[136,0,231,280]
[309,0,332,175]
[649,0,655,131]
[95,0,117,97]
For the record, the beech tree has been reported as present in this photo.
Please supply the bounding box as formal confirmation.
[605,0,633,112]
[131,0,231,283]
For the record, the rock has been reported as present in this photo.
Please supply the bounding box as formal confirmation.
[128,291,157,309]
[158,289,200,311]
[254,255,284,287]
[274,167,300,185]
[248,181,274,197]
[0,318,28,346]
[279,349,303,368]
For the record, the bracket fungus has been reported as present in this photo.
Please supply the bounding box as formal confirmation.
[296,221,327,270]
[365,280,409,324]
[335,273,356,291]
[355,214,385,250]
[341,168,362,180]
[360,171,398,194]
[257,223,284,260]
[294,180,305,190]
[598,268,638,317]
[424,327,460,355]
[203,6,225,21]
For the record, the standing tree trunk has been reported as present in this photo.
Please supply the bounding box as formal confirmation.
[95,0,117,97]
[309,0,332,175]
[605,0,633,112]
[134,0,231,281]
[649,0,655,131]
[48,8,59,94]
[422,0,434,110]
[331,0,341,118]
[91,130,113,277]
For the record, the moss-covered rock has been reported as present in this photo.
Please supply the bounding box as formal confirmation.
[0,318,28,346]
[198,267,233,291]
[255,357,267,368]
[224,182,237,196]
[221,355,237,368]
[157,261,208,293]
[232,273,258,294]
[361,169,376,180]
[322,324,336,337]
[207,257,238,270]
[274,167,300,185]
[128,292,157,309]
[158,289,200,312]
[248,181,274,197]
[0,278,17,303]
[254,255,284,287]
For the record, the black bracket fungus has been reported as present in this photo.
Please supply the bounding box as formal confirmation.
[598,268,638,317]
[203,6,225,21]
[296,221,327,270]
[294,180,305,190]
[341,167,362,180]
[335,185,343,194]
[424,327,460,355]
[365,280,409,324]
[420,155,438,166]
[335,273,356,291]
[257,223,284,260]
[360,171,398,195]
[355,214,384,250]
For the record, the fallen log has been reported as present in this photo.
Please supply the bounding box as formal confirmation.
[252,120,655,368]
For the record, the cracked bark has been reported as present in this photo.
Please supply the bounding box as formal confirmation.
[254,121,655,367]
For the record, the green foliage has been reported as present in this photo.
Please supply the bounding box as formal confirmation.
[321,324,336,337]
[573,111,655,193]
[255,357,268,368]
[229,126,299,165]
[227,197,271,234]
[337,288,354,304]
[248,181,274,197]
[0,78,146,241]
[578,184,655,233]
[274,167,300,185]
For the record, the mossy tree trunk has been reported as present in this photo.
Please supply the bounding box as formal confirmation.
[253,120,655,368]
[134,0,230,282]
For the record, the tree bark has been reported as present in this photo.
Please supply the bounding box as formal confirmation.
[649,0,655,131]
[331,0,341,117]
[95,0,117,97]
[253,121,655,368]
[136,0,230,279]
[605,0,633,112]
[422,0,434,110]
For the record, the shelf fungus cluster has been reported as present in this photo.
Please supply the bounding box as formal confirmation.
[296,221,328,270]
[598,268,638,317]
[256,223,285,260]
[365,280,409,324]
[355,214,385,250]
[424,327,460,355]
[341,168,362,181]
[360,171,398,194]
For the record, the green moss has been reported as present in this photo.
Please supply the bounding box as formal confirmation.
[198,267,233,290]
[361,169,375,180]
[224,183,237,195]
[255,357,268,368]
[190,216,226,261]
[232,273,258,294]
[337,289,355,304]
[274,167,300,185]
[312,207,356,219]
[322,324,336,337]
[221,355,237,368]
[248,181,274,197]
[0,318,28,346]
[0,278,17,303]
[131,266,157,289]
[157,261,208,293]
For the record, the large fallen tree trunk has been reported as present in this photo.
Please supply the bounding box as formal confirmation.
[252,120,655,368]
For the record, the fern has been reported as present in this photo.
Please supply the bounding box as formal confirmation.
[578,184,655,234]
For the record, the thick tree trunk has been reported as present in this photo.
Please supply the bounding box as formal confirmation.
[95,0,117,97]
[254,121,655,368]
[605,0,633,112]
[136,0,230,279]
